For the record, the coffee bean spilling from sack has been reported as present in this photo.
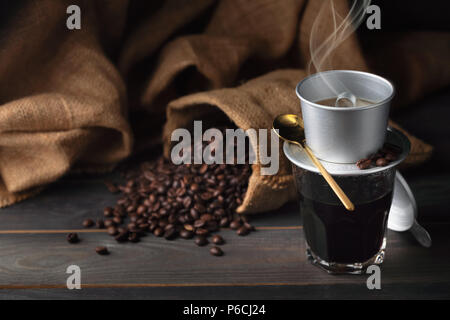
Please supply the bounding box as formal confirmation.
[81,128,253,257]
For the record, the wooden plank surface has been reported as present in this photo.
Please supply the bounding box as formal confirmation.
[0,170,449,299]
[0,225,448,299]
[3,282,450,300]
[0,226,449,287]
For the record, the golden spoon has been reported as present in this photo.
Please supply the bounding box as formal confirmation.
[273,114,355,211]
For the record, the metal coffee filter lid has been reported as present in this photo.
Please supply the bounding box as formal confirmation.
[283,127,410,176]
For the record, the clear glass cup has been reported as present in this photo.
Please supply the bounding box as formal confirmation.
[292,165,396,274]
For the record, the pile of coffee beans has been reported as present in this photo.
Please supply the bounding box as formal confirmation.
[76,128,253,256]
[356,142,401,170]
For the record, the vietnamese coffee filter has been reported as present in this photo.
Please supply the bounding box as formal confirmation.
[296,70,395,164]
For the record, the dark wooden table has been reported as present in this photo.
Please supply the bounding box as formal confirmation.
[0,91,449,300]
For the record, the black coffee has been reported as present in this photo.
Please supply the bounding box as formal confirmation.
[300,192,392,264]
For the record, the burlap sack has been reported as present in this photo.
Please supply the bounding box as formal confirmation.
[0,0,442,210]
[0,0,133,207]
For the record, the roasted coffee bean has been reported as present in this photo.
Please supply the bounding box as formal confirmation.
[113,216,123,225]
[180,229,194,239]
[183,197,192,209]
[385,152,398,161]
[96,219,105,229]
[198,164,208,174]
[128,233,140,243]
[184,224,194,231]
[243,222,255,231]
[95,246,109,255]
[195,228,209,236]
[212,235,224,245]
[138,223,149,230]
[194,203,206,213]
[158,220,168,228]
[104,219,115,228]
[107,226,118,236]
[190,208,200,220]
[194,236,209,246]
[149,194,157,203]
[209,200,221,210]
[115,230,129,242]
[67,233,79,244]
[201,213,214,221]
[153,227,164,237]
[176,187,186,197]
[215,208,226,217]
[82,219,94,228]
[356,158,372,170]
[149,222,157,232]
[376,158,388,167]
[229,220,241,230]
[103,207,114,217]
[164,228,177,240]
[127,222,137,230]
[136,218,146,225]
[200,192,213,201]
[194,219,205,228]
[210,246,224,257]
[152,202,161,212]
[137,205,146,215]
[219,217,229,227]
[164,223,175,231]
[104,181,119,194]
[114,206,126,217]
[237,226,250,236]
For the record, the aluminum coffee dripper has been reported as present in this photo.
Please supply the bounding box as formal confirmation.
[296,70,395,164]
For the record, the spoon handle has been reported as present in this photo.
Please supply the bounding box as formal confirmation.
[303,144,355,211]
[410,220,432,248]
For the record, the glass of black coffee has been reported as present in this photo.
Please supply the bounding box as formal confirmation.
[292,165,396,274]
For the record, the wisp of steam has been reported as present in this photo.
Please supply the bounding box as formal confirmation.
[308,0,371,101]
